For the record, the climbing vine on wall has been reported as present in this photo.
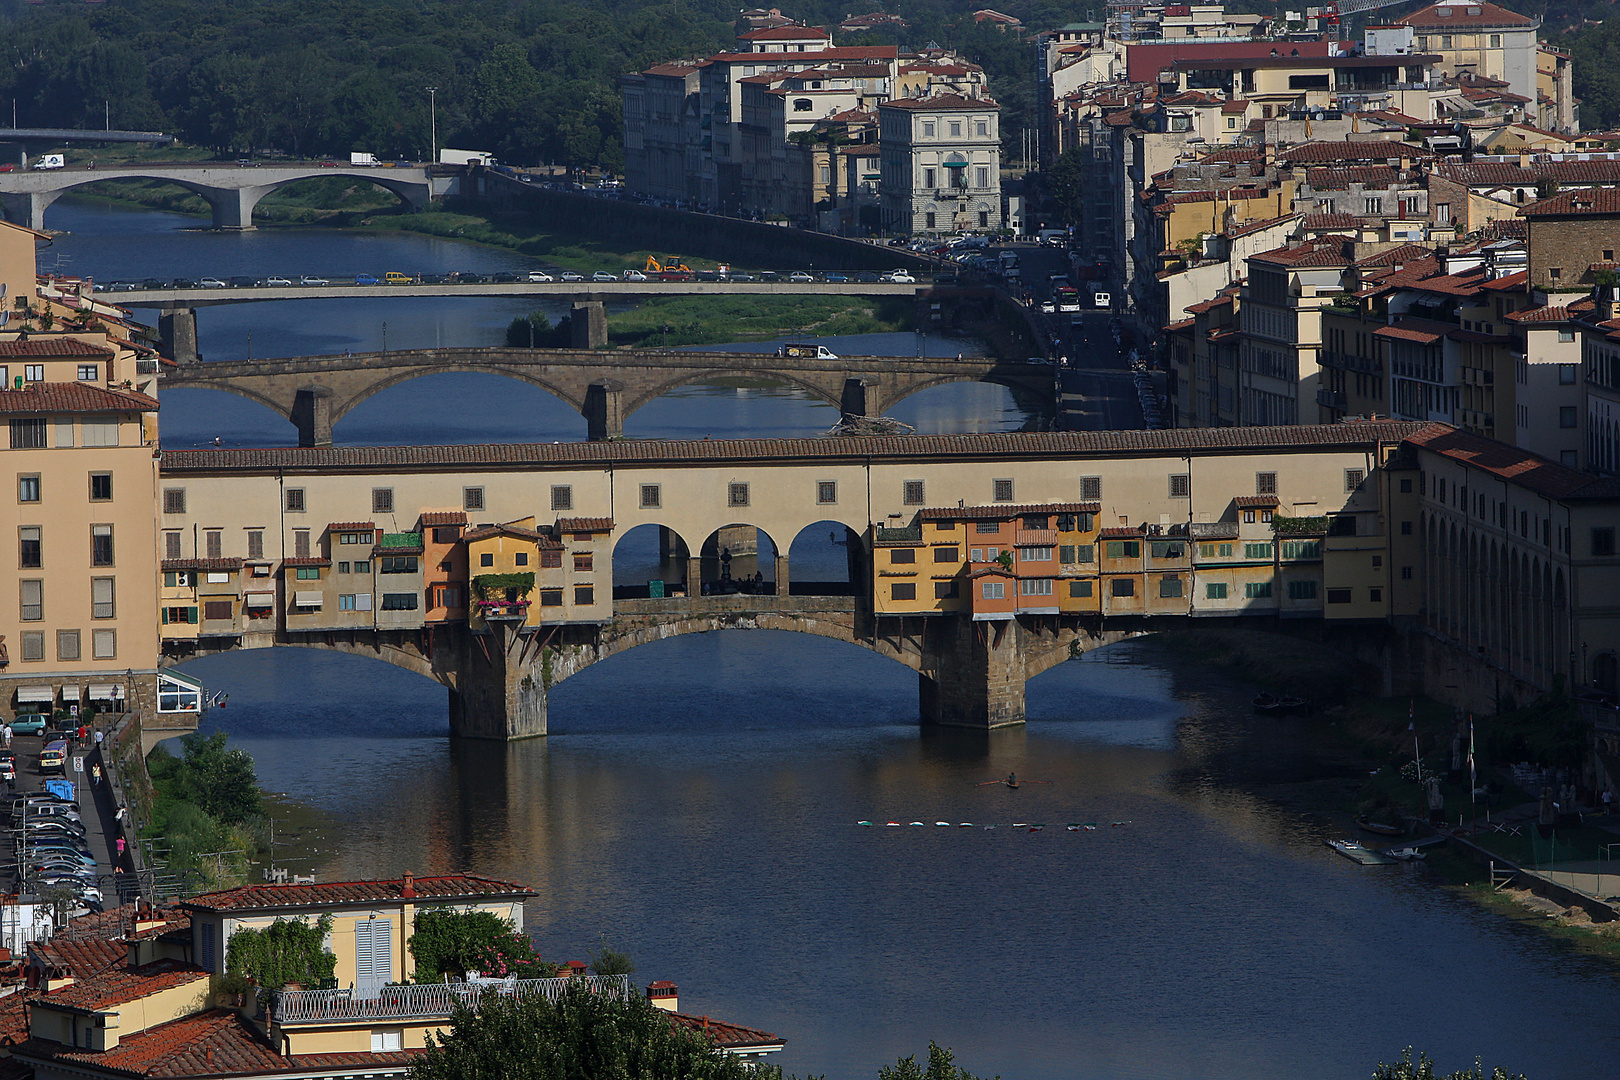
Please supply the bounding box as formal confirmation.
[225,916,336,989]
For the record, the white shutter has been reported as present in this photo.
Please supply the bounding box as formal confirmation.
[354,918,393,996]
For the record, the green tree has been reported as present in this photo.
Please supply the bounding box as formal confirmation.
[1372,1047,1529,1080]
[410,908,557,982]
[588,935,634,977]
[879,1042,996,1080]
[226,916,337,989]
[176,730,262,824]
[1045,146,1087,228]
[409,980,765,1080]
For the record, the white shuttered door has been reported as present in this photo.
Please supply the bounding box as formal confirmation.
[354,918,393,997]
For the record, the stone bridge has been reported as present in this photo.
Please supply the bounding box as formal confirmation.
[158,346,1058,444]
[0,162,431,230]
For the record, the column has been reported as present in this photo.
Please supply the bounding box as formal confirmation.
[291,385,334,448]
[841,377,873,420]
[918,615,1027,728]
[159,308,200,365]
[570,301,608,349]
[584,379,625,441]
[774,553,790,597]
[447,622,547,740]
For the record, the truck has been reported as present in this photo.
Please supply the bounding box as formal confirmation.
[31,154,64,170]
[439,149,494,167]
[779,343,839,360]
[350,152,380,167]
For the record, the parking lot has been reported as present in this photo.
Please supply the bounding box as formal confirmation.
[4,723,122,916]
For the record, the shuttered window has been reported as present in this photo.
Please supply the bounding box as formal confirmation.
[354,918,393,996]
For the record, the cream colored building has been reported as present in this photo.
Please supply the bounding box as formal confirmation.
[1400,0,1541,123]
[878,93,1002,235]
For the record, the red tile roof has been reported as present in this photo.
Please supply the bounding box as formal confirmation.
[1166,317,1196,332]
[26,1009,289,1078]
[1520,189,1620,217]
[182,873,534,914]
[920,502,1100,520]
[420,510,468,527]
[1504,304,1572,323]
[739,25,830,39]
[1354,244,1434,268]
[555,517,614,533]
[1400,1,1534,28]
[1375,321,1447,344]
[0,339,114,357]
[0,990,36,1048]
[1250,240,1352,268]
[160,558,243,572]
[31,937,126,981]
[35,959,207,1013]
[1404,425,1620,500]
[1279,140,1427,164]
[1478,269,1529,291]
[1302,212,1362,229]
[1234,495,1280,507]
[881,92,998,110]
[1099,526,1144,537]
[463,523,546,542]
[0,382,157,415]
[1304,165,1402,189]
[669,1012,784,1052]
[326,521,374,533]
[279,557,330,567]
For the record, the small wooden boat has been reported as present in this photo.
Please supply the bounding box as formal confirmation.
[1356,816,1407,837]
[1385,846,1426,861]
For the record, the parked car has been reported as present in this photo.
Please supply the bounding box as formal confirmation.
[787,271,815,283]
[525,271,554,283]
[10,714,48,736]
[170,279,197,289]
[299,275,330,286]
[853,271,880,283]
[264,276,294,286]
[590,271,617,282]
[824,272,850,283]
[728,272,756,283]
[882,271,916,283]
[228,276,256,288]
[622,270,648,282]
[354,274,380,285]
[198,278,228,289]
[559,271,584,282]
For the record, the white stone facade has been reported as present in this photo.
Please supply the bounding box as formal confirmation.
[878,95,1002,235]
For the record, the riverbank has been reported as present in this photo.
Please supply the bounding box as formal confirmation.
[603,294,914,348]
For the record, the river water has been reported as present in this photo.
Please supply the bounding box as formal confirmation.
[53,199,1620,1080]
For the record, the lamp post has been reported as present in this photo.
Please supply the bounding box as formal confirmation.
[426,86,439,165]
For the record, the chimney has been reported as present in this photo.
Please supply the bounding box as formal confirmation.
[401,871,415,899]
[646,980,679,1011]
[206,1049,214,1068]
[1517,150,1530,170]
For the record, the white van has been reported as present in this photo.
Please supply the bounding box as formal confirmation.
[779,344,839,360]
[32,155,64,170]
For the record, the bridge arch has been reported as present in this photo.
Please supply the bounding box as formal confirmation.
[161,634,452,691]
[621,366,847,418]
[330,364,590,421]
[158,381,304,423]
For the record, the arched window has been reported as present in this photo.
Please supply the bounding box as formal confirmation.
[793,99,814,112]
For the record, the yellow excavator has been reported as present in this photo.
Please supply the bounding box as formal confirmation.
[646,255,693,274]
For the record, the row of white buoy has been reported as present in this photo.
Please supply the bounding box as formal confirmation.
[858,821,1130,832]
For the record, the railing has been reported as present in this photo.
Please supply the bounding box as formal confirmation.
[273,974,631,1024]
[475,600,531,620]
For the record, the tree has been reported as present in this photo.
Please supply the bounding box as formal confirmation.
[409,980,766,1080]
[1045,146,1087,228]
[878,1042,996,1080]
[176,730,262,825]
[1372,1048,1529,1080]
[588,935,634,977]
[226,916,337,989]
[409,908,557,982]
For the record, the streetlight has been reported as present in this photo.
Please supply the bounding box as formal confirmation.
[426,87,439,165]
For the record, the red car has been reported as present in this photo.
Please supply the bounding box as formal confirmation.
[0,164,16,173]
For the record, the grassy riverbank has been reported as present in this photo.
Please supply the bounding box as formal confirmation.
[603,294,914,348]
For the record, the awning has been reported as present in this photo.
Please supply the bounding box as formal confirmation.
[86,684,124,700]
[244,592,276,607]
[59,685,79,701]
[14,686,54,704]
[158,669,202,691]
[293,591,323,607]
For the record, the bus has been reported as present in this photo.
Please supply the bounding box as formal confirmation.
[1055,285,1080,312]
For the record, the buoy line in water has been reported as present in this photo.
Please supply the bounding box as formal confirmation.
[857,820,1131,831]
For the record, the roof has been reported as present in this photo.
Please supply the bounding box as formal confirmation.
[1404,424,1620,500]
[1520,189,1620,217]
[326,521,374,533]
[1302,212,1363,230]
[1400,0,1535,28]
[1304,165,1403,190]
[1375,320,1450,344]
[556,517,614,533]
[642,62,701,78]
[181,873,535,914]
[739,25,830,39]
[920,502,1100,520]
[1099,526,1144,537]
[1250,240,1352,268]
[35,959,208,1014]
[20,1009,289,1078]
[1278,141,1428,164]
[881,93,997,111]
[160,558,244,572]
[0,338,114,357]
[1234,494,1280,507]
[1504,304,1572,323]
[420,510,468,527]
[669,1012,784,1052]
[31,937,126,981]
[462,523,547,543]
[158,426,1436,476]
[279,556,330,567]
[0,382,157,416]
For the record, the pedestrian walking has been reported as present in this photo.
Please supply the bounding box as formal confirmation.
[2,724,11,748]
[94,729,103,750]
[90,763,101,786]
[115,837,125,857]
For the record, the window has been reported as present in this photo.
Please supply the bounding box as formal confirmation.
[1110,578,1135,597]
[793,97,813,112]
[1244,581,1273,599]
[923,121,936,137]
[1105,540,1141,559]
[339,531,369,545]
[1490,33,1500,46]
[1199,543,1234,558]
[1280,540,1320,560]
[1069,580,1093,598]
[639,484,661,510]
[1560,406,1578,429]
[1344,468,1364,492]
[20,632,43,662]
[975,522,999,535]
[53,419,71,448]
[1369,587,1382,603]
[1594,528,1616,557]
[53,629,80,661]
[1080,476,1101,500]
[1327,588,1353,604]
[161,607,198,625]
[1549,267,1562,281]
[933,546,959,563]
[1559,361,1577,381]
[1021,578,1054,597]
[479,552,495,567]
[1329,515,1357,537]
[926,212,936,229]
[20,579,42,621]
[23,364,42,383]
[1288,580,1318,600]
[575,586,595,605]
[74,363,98,382]
[1158,575,1183,598]
[286,488,306,513]
[18,525,42,568]
[949,121,961,137]
[728,483,749,507]
[338,594,356,611]
[92,629,115,659]
[514,552,528,567]
[1256,472,1277,495]
[1149,541,1185,560]
[975,120,988,136]
[1400,521,1413,535]
[1243,509,1256,524]
[817,481,837,505]
[1364,197,1383,215]
[548,485,574,511]
[10,419,46,449]
[203,600,232,621]
[381,593,419,611]
[91,577,114,619]
[903,480,925,506]
[890,548,916,565]
[247,530,264,559]
[935,580,959,599]
[165,532,182,559]
[1206,582,1228,600]
[380,556,418,574]
[163,488,187,514]
[206,530,222,558]
[1244,542,1272,559]
[1020,547,1052,563]
[1399,478,1413,494]
[296,566,321,580]
[980,581,1005,600]
[1169,474,1189,498]
[976,167,989,189]
[924,167,936,189]
[81,418,118,447]
[18,475,39,502]
[89,473,111,501]
[372,1030,403,1054]
[574,553,594,571]
[91,524,113,566]
[1401,566,1414,580]
[338,561,351,574]
[541,549,562,568]
[891,583,917,601]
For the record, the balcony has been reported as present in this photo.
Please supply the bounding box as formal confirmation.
[271,975,631,1025]
[475,599,531,621]
[1317,388,1347,411]
[1189,522,1239,539]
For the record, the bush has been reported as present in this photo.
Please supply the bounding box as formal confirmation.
[410,909,557,982]
[227,916,337,989]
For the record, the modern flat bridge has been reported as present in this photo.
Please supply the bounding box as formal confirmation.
[159,346,1058,444]
[0,162,432,230]
[118,281,921,310]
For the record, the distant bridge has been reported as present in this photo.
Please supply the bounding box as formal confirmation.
[0,162,431,230]
[159,346,1058,444]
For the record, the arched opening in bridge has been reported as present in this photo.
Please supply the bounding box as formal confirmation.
[883,381,1044,434]
[43,179,219,230]
[334,372,587,446]
[254,176,419,220]
[612,524,693,599]
[787,520,865,597]
[623,378,840,440]
[158,389,302,449]
[697,523,779,595]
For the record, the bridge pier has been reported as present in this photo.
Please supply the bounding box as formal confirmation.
[584,379,625,440]
[1,190,59,232]
[919,616,1027,729]
[291,385,334,447]
[448,622,548,740]
[203,185,270,230]
[159,308,199,364]
[841,377,874,421]
[570,301,608,349]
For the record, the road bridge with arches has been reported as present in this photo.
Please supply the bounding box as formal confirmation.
[0,162,432,230]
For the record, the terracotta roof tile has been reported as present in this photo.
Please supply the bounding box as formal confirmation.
[1520,189,1620,217]
[1250,240,1352,267]
[881,92,998,110]
[23,1009,288,1078]
[920,502,1100,520]
[669,1011,784,1051]
[182,873,534,914]
[160,558,243,572]
[0,339,114,357]
[555,517,614,533]
[1353,244,1433,268]
[1375,320,1449,344]
[1504,304,1572,323]
[1479,269,1529,290]
[1279,141,1428,164]
[279,557,330,567]
[420,510,468,527]
[0,990,36,1048]
[35,959,207,1013]
[1234,494,1280,507]
[1099,526,1144,537]
[739,25,830,39]
[1400,1,1535,29]
[1404,424,1620,500]
[1304,165,1402,189]
[326,521,375,533]
[0,382,157,416]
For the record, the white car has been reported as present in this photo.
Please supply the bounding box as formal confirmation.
[264,276,294,286]
[591,271,617,282]
[882,271,916,283]
[622,269,648,281]
[198,278,228,288]
[299,275,330,286]
[559,271,584,282]
[525,271,554,283]
[787,271,815,283]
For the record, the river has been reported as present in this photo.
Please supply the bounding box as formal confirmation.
[53,199,1620,1080]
